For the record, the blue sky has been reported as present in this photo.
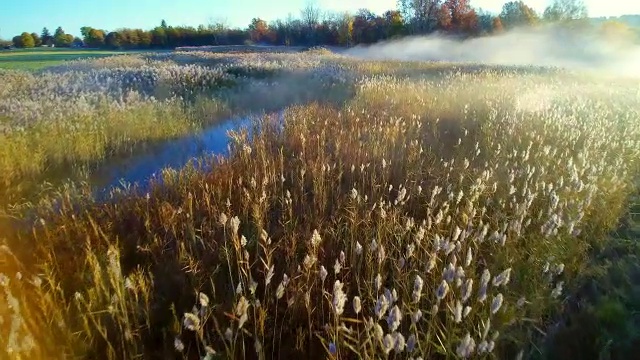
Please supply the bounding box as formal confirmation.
[1,0,639,38]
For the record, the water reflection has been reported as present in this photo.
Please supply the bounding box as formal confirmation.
[92,116,251,199]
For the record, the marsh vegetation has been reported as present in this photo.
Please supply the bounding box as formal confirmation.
[0,48,639,360]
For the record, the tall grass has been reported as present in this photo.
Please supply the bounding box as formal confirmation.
[1,53,639,359]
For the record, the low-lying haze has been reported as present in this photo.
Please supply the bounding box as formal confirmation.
[345,25,640,78]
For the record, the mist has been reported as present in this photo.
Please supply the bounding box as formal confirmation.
[344,25,640,78]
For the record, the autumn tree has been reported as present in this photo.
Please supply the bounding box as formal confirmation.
[437,4,453,31]
[352,9,377,44]
[499,1,540,29]
[438,0,478,34]
[81,27,106,47]
[336,12,354,46]
[492,17,504,33]
[383,10,406,38]
[248,18,271,43]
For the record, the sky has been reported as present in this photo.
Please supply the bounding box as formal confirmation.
[1,0,639,39]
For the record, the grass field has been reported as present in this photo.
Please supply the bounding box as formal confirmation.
[0,48,639,360]
[0,48,153,70]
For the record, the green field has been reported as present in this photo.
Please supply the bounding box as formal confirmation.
[0,48,148,70]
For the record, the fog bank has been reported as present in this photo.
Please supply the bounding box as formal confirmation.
[345,25,640,77]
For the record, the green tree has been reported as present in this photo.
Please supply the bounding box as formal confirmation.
[136,29,152,48]
[499,1,540,29]
[543,0,588,22]
[41,27,53,46]
[19,32,35,48]
[105,31,121,49]
[31,32,42,46]
[151,27,167,47]
[53,26,73,47]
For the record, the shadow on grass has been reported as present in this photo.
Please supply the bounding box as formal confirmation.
[538,191,640,360]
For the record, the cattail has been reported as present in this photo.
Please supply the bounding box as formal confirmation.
[453,301,463,323]
[375,273,383,292]
[407,334,417,352]
[412,275,424,303]
[461,278,473,303]
[249,279,258,295]
[320,266,328,282]
[334,258,342,274]
[174,338,185,352]
[329,342,337,356]
[219,213,228,226]
[492,268,512,287]
[383,334,394,354]
[452,226,462,242]
[311,230,322,248]
[465,247,473,267]
[236,296,250,328]
[551,281,564,298]
[303,254,317,270]
[443,263,456,283]
[463,306,472,318]
[375,294,390,319]
[199,292,210,307]
[377,244,386,265]
[230,216,240,235]
[350,188,358,200]
[436,280,449,300]
[478,340,489,354]
[183,313,200,331]
[353,296,362,314]
[517,297,527,308]
[276,274,288,300]
[373,322,384,341]
[394,332,406,353]
[265,265,275,286]
[456,333,476,358]
[332,280,347,316]
[387,305,402,332]
[480,269,491,287]
[491,294,504,314]
[411,309,423,325]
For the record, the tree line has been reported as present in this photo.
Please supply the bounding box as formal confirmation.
[4,0,637,50]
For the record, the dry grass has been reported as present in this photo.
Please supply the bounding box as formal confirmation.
[1,52,639,360]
